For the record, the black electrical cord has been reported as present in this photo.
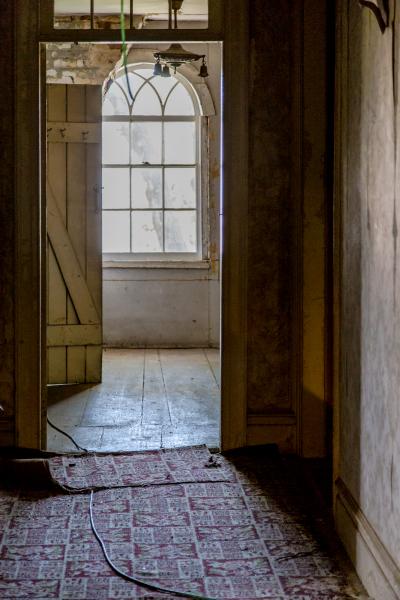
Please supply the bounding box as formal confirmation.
[45,419,223,599]
[89,490,218,600]
[46,417,88,453]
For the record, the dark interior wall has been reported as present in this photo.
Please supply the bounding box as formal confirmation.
[0,2,15,445]
[247,1,329,456]
[247,0,292,414]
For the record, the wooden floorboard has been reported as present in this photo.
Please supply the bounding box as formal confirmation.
[204,348,221,388]
[47,348,220,452]
[141,349,172,427]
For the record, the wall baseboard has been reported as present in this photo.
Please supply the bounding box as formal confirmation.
[247,414,296,453]
[0,417,15,446]
[335,478,400,600]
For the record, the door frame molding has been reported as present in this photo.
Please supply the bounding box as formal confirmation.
[14,0,249,450]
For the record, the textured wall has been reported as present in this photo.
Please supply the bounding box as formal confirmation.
[0,2,15,445]
[247,0,328,453]
[47,43,121,84]
[103,270,219,347]
[340,3,400,571]
[247,0,292,414]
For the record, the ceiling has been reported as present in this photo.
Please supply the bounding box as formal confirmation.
[55,0,208,16]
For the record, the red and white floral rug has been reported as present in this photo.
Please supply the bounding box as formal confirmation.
[0,447,364,599]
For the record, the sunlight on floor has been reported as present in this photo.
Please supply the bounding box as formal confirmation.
[47,348,220,452]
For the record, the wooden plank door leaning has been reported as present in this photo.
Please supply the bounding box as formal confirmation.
[47,84,103,384]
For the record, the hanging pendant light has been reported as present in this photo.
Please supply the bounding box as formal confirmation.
[153,58,162,77]
[199,57,209,78]
[153,44,208,77]
[161,64,171,78]
[152,1,209,79]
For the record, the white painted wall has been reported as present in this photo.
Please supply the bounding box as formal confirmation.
[103,43,221,348]
[103,266,219,347]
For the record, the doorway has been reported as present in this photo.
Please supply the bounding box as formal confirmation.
[14,0,248,452]
[45,42,222,452]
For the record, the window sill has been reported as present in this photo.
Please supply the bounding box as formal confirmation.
[102,259,210,270]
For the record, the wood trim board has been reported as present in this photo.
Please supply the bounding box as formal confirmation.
[335,478,400,599]
[47,324,102,346]
[220,0,249,450]
[15,1,43,448]
[47,122,100,143]
[47,184,100,325]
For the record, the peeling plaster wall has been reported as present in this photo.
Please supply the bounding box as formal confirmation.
[0,2,15,445]
[47,43,121,85]
[338,1,400,581]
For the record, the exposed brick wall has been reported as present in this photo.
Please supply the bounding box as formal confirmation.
[47,43,121,85]
[54,15,143,30]
[0,2,15,444]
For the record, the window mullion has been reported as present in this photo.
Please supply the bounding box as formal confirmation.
[129,110,133,253]
[162,119,165,252]
[196,116,201,258]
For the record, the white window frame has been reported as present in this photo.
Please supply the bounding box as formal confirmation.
[102,61,205,263]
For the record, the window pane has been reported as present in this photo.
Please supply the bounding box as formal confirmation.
[117,72,144,104]
[152,77,178,104]
[165,168,196,208]
[164,83,195,116]
[132,211,163,252]
[103,211,130,253]
[131,122,162,164]
[175,0,208,29]
[165,211,197,252]
[93,0,128,29]
[103,83,129,116]
[133,2,169,29]
[165,122,195,164]
[54,0,90,28]
[102,122,129,164]
[103,168,130,209]
[133,1,208,29]
[132,168,162,208]
[132,83,162,116]
[134,68,155,80]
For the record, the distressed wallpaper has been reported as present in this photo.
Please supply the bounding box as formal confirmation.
[247,0,292,413]
[0,2,15,445]
[340,3,400,569]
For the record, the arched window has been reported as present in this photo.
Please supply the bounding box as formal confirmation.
[102,64,201,258]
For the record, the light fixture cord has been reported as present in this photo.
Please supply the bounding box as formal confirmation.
[120,0,135,103]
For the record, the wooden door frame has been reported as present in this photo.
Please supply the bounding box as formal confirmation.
[14,0,249,450]
[332,0,345,511]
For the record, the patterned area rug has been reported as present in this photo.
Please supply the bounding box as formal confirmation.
[0,447,365,599]
[48,446,235,490]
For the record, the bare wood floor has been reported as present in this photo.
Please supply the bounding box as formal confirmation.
[47,348,220,452]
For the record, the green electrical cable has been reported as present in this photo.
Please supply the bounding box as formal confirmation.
[120,0,135,103]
